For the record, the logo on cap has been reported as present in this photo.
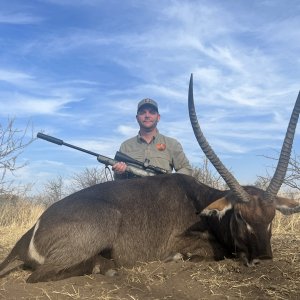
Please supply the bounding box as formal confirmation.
[137,98,158,112]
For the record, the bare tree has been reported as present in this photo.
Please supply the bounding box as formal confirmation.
[192,157,226,190]
[42,175,66,206]
[255,175,270,191]
[282,151,300,191]
[36,167,112,206]
[256,151,300,196]
[0,118,34,195]
[70,167,111,192]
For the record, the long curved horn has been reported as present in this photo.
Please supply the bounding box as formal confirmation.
[265,91,300,201]
[188,74,251,203]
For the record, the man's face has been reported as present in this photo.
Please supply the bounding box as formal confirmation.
[136,105,160,131]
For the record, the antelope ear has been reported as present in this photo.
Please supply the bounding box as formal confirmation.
[275,196,300,215]
[201,197,232,219]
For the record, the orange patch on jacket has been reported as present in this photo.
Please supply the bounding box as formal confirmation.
[156,143,166,151]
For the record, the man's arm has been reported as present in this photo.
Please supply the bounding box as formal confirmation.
[172,141,193,176]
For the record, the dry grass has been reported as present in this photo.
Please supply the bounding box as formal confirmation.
[0,200,44,228]
[0,200,44,251]
[123,261,171,285]
[272,212,300,234]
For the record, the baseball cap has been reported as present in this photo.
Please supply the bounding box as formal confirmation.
[137,98,159,113]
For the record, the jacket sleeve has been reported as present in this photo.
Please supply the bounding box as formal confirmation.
[171,140,193,176]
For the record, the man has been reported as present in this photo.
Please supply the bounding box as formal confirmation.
[112,98,192,179]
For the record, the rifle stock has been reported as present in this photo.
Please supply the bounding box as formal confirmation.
[37,133,165,177]
[115,151,168,174]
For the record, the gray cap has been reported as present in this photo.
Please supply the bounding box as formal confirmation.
[137,98,158,112]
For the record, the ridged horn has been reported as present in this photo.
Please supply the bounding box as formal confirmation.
[265,91,300,201]
[188,74,251,203]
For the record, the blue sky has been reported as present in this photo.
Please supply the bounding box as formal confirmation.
[1,0,300,194]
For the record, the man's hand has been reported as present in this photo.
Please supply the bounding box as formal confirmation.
[112,162,127,174]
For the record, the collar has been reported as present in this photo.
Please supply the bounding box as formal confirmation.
[137,130,159,144]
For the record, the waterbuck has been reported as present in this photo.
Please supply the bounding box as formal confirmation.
[0,75,299,283]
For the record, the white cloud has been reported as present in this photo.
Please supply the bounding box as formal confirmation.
[115,125,137,138]
[0,12,43,24]
[0,69,36,88]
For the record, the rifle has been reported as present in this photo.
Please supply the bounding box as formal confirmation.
[37,133,168,177]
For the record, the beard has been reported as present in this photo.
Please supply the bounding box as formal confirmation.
[138,119,159,131]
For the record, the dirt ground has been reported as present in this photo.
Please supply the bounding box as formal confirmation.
[0,228,299,300]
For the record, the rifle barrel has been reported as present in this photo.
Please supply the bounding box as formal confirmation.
[37,133,99,157]
[37,132,159,177]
